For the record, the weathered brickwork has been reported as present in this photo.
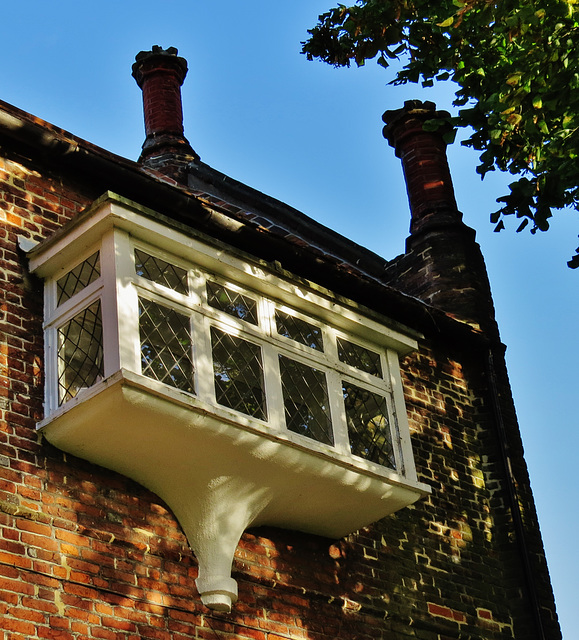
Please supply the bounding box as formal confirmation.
[0,107,560,639]
[0,302,553,640]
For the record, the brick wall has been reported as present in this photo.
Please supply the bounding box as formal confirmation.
[0,150,560,639]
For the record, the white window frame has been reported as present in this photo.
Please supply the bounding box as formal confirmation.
[34,199,422,484]
[43,246,105,415]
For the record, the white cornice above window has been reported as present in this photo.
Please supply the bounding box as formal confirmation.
[29,192,430,612]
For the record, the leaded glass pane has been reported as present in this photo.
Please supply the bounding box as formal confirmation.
[57,252,100,306]
[279,355,333,445]
[139,298,194,393]
[57,300,103,405]
[211,327,266,419]
[275,310,323,351]
[343,382,395,469]
[207,281,258,325]
[135,249,188,295]
[337,337,382,378]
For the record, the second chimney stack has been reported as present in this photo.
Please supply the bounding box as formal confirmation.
[382,101,460,237]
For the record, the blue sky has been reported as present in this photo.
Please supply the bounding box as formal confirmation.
[3,2,577,636]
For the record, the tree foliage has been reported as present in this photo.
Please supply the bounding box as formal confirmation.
[302,0,579,267]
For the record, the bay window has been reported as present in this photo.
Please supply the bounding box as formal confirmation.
[51,246,407,470]
[29,194,430,612]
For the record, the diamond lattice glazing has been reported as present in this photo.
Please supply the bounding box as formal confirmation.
[279,355,333,445]
[275,310,323,351]
[207,281,259,325]
[135,249,188,295]
[139,298,194,393]
[57,252,101,306]
[57,300,104,404]
[343,382,395,468]
[337,337,382,378]
[211,327,266,419]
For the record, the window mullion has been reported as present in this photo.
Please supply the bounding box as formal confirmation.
[98,229,120,378]
[259,297,274,338]
[44,273,59,413]
[262,343,284,432]
[321,327,349,454]
[260,298,285,430]
[386,349,415,480]
[326,369,350,456]
[194,313,216,403]
[111,232,141,375]
[44,325,58,414]
[323,326,338,361]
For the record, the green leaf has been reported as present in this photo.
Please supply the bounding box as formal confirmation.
[506,73,521,86]
[443,129,457,144]
[516,219,529,232]
[437,16,454,28]
[538,120,550,134]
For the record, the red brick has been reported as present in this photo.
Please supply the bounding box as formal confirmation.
[428,602,454,619]
[0,576,35,596]
[1,617,36,636]
[8,606,46,624]
[36,627,74,640]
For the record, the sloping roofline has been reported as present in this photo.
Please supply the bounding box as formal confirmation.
[0,97,493,351]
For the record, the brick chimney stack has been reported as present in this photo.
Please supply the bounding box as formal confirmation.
[382,100,461,238]
[382,101,497,334]
[132,46,199,182]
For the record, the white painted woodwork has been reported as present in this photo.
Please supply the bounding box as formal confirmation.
[29,193,430,612]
